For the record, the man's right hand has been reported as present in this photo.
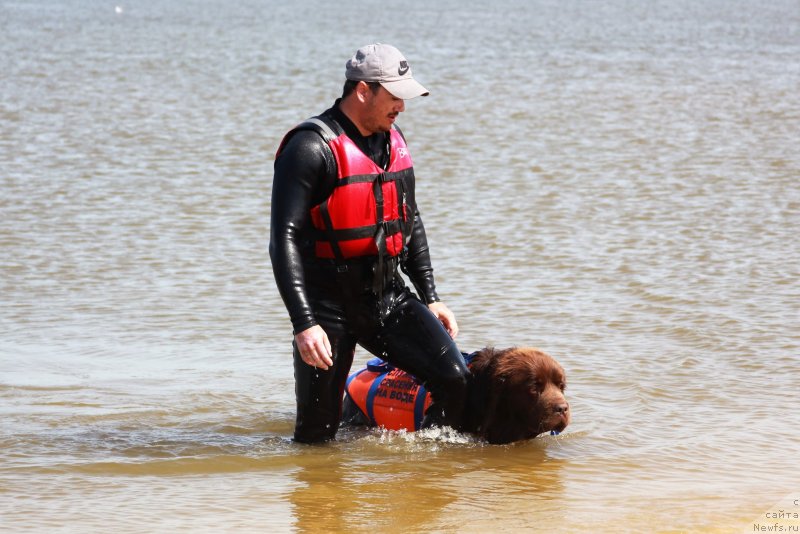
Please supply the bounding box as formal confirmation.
[294,325,334,370]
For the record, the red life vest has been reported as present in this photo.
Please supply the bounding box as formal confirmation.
[278,116,416,262]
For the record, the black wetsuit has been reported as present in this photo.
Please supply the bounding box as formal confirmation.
[269,101,468,443]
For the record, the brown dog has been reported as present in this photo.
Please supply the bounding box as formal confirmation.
[342,347,570,444]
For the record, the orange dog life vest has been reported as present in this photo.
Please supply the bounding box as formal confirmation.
[344,359,432,431]
[344,353,476,431]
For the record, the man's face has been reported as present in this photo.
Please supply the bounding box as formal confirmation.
[362,85,405,134]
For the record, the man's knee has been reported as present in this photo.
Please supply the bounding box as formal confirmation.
[430,347,469,393]
[438,363,468,395]
[421,357,468,429]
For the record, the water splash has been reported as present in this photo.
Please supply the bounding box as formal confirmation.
[374,426,478,447]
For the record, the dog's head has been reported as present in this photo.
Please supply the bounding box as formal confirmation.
[470,347,570,444]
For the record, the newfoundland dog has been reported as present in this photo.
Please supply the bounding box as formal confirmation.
[342,347,570,444]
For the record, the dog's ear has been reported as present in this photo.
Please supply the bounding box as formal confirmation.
[482,392,514,444]
[480,349,539,444]
[468,347,497,375]
[482,385,534,444]
[481,348,554,444]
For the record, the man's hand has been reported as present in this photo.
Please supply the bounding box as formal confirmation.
[428,301,459,339]
[294,325,333,370]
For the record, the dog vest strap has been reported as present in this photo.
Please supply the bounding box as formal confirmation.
[413,384,429,429]
[463,351,478,366]
[365,370,388,425]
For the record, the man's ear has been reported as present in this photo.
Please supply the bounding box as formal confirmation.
[354,81,371,103]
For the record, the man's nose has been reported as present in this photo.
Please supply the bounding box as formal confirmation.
[396,100,405,113]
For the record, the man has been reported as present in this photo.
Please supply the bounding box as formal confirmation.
[270,43,468,443]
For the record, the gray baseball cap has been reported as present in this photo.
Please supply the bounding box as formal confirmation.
[345,43,429,99]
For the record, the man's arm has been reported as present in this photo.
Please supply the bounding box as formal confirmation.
[269,130,331,334]
[402,211,440,304]
[402,210,459,338]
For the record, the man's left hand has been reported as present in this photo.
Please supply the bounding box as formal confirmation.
[428,301,458,339]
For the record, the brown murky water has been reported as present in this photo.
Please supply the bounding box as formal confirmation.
[2,0,798,532]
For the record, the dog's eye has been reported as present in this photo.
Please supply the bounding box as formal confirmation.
[528,379,543,392]
[559,382,566,392]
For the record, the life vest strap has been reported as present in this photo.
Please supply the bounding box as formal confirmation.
[318,199,346,264]
[334,168,412,187]
[313,219,405,243]
[303,117,339,143]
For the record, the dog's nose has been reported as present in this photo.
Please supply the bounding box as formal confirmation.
[554,403,569,414]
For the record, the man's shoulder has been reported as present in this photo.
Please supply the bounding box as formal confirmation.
[293,116,339,144]
[277,121,333,159]
[279,107,342,150]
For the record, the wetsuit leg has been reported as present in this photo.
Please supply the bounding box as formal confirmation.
[293,330,357,443]
[359,292,469,430]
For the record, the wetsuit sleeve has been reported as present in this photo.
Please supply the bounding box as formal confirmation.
[269,130,333,334]
[403,210,441,304]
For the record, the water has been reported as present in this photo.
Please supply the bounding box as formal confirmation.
[2,0,799,532]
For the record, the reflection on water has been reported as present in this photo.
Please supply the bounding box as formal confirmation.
[1,0,799,531]
[288,432,565,533]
